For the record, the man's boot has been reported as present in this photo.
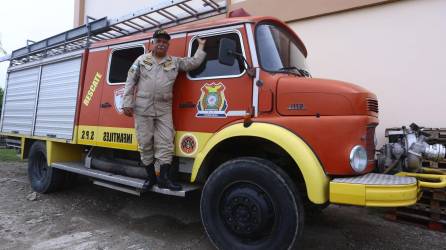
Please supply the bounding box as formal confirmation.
[158,164,182,191]
[139,161,156,189]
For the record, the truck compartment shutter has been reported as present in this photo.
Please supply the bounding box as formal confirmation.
[34,57,82,139]
[1,67,40,135]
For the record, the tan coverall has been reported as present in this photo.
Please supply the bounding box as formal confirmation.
[124,49,206,166]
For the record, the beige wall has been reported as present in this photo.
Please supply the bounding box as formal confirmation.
[229,0,396,22]
[74,0,393,26]
[73,0,85,27]
[75,0,169,25]
[289,0,446,144]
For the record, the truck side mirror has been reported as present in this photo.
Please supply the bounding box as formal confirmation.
[218,38,236,66]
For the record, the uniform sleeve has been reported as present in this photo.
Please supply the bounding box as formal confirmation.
[123,56,142,108]
[177,47,207,72]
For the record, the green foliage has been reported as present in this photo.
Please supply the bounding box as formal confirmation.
[0,87,3,114]
[0,148,20,161]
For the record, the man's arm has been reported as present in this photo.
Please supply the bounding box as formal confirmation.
[178,38,207,72]
[123,56,142,116]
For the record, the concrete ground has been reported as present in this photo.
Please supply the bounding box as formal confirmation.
[0,161,445,250]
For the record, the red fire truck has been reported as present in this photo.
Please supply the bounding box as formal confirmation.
[1,1,445,249]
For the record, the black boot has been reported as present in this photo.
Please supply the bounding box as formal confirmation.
[158,164,182,191]
[139,161,156,189]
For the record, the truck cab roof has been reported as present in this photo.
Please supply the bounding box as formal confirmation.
[90,15,308,57]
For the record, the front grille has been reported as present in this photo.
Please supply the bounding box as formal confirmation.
[367,98,379,113]
[366,126,376,160]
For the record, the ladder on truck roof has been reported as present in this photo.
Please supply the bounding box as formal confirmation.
[6,0,227,67]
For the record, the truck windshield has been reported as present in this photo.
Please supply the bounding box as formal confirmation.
[256,23,310,77]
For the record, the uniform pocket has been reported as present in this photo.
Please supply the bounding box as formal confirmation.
[163,64,178,80]
[140,63,153,79]
[134,95,153,115]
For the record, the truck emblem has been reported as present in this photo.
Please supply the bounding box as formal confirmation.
[196,82,228,118]
[288,103,305,110]
[179,133,198,155]
[114,87,125,114]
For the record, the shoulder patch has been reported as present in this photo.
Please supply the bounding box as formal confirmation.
[129,63,139,74]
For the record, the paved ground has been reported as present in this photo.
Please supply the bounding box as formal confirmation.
[0,161,445,250]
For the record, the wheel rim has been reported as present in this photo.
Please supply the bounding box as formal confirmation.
[33,151,48,181]
[219,182,276,241]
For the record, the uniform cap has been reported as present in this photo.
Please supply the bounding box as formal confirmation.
[153,29,171,40]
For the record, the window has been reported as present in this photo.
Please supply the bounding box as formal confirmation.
[189,33,245,79]
[256,23,310,77]
[108,46,145,84]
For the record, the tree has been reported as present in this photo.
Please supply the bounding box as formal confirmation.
[0,87,3,115]
[0,34,6,114]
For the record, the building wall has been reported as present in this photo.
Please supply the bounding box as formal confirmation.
[229,0,395,22]
[289,0,446,143]
[75,0,168,25]
[75,0,394,25]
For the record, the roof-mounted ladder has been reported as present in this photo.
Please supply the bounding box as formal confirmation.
[6,0,227,66]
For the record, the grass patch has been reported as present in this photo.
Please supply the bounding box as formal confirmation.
[0,148,21,161]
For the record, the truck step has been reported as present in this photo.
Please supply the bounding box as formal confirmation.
[51,162,200,197]
[93,180,142,196]
[52,162,148,189]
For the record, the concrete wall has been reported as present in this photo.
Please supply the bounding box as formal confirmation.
[229,0,394,22]
[81,0,166,22]
[289,0,446,143]
[76,0,394,25]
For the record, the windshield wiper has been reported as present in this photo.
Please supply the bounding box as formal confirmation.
[278,66,311,77]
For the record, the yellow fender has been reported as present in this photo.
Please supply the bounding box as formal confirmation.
[191,122,329,204]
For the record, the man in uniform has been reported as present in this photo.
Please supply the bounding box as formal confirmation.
[123,30,206,191]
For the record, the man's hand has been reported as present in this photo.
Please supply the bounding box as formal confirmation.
[197,38,206,49]
[123,107,134,117]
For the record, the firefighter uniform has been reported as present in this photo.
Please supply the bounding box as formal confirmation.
[123,49,206,166]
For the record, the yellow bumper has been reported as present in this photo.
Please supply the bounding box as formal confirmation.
[329,173,420,207]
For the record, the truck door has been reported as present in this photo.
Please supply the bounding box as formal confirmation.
[96,44,146,150]
[77,48,109,146]
[173,26,253,157]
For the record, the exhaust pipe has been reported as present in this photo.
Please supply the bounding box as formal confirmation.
[91,158,149,179]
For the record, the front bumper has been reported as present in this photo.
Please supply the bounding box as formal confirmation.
[329,173,419,207]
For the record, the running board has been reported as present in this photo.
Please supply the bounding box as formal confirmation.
[51,162,200,197]
[93,180,142,196]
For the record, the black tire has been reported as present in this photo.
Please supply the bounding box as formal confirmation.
[28,141,65,193]
[200,157,304,250]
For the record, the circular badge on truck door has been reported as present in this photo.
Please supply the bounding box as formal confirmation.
[179,133,198,156]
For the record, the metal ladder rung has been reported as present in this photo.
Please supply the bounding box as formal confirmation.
[158,10,178,22]
[178,3,198,16]
[182,2,198,13]
[126,20,146,30]
[203,0,219,10]
[143,15,162,25]
[109,26,129,36]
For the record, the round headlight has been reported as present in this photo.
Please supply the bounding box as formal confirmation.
[349,145,368,173]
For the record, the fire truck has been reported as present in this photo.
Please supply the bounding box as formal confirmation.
[1,1,446,249]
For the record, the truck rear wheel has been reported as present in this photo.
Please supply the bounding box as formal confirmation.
[200,157,304,250]
[28,141,65,193]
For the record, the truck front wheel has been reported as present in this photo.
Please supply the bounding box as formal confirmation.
[28,141,64,193]
[200,157,304,250]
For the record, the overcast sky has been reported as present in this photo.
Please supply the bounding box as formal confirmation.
[0,0,75,89]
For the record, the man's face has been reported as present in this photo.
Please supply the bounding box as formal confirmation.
[153,38,170,57]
